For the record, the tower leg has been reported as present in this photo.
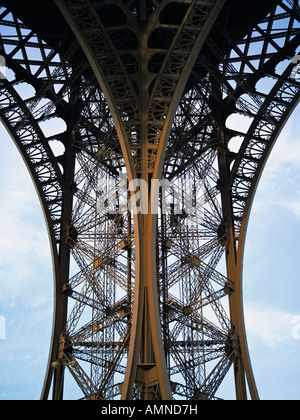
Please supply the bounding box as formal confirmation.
[121,209,172,400]
[218,122,259,401]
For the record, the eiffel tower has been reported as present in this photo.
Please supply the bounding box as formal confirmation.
[0,0,299,400]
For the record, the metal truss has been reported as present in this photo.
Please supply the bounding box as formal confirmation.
[0,0,299,400]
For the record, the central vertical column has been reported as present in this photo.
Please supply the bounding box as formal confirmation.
[55,0,226,400]
[122,64,172,398]
[121,181,172,400]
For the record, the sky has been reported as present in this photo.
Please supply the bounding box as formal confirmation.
[0,105,299,400]
[242,107,300,400]
[0,124,53,400]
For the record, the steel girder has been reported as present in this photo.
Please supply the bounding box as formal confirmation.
[0,0,299,400]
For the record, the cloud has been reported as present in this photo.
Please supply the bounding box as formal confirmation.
[0,126,52,304]
[0,124,54,399]
[244,303,296,348]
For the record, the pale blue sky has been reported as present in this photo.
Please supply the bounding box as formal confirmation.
[243,107,300,400]
[0,105,299,400]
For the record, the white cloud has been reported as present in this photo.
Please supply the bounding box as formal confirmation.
[0,125,52,303]
[244,303,296,348]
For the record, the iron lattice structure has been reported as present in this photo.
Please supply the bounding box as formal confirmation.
[0,0,299,400]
